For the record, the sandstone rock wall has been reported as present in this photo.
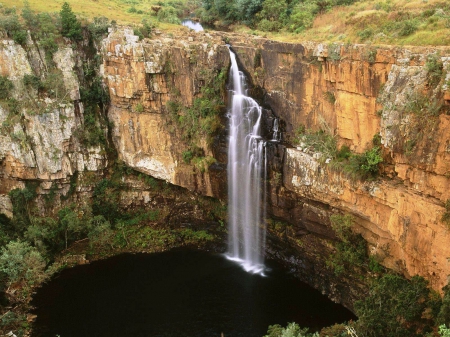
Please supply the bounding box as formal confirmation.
[0,37,107,215]
[101,28,230,197]
[226,34,450,292]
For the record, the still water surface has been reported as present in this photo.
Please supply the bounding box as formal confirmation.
[182,19,204,32]
[32,249,355,337]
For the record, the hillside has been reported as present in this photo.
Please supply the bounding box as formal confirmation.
[3,0,450,46]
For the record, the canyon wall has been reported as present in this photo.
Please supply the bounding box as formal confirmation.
[1,27,450,307]
[227,35,450,297]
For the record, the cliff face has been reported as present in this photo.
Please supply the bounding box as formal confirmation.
[227,35,450,293]
[101,29,230,198]
[0,38,108,217]
[1,27,450,306]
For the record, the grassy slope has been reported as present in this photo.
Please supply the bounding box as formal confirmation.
[2,0,189,31]
[4,0,450,46]
[235,0,450,46]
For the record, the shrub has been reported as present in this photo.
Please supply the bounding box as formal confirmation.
[0,13,28,45]
[0,240,46,285]
[0,75,13,99]
[88,16,111,40]
[341,146,383,180]
[192,156,217,173]
[157,7,181,24]
[86,215,113,248]
[358,28,374,41]
[327,214,368,275]
[355,274,440,337]
[440,325,450,337]
[23,74,43,91]
[324,91,336,104]
[295,126,338,160]
[92,179,121,224]
[264,322,318,337]
[182,150,194,164]
[398,19,419,37]
[288,2,317,32]
[426,54,444,87]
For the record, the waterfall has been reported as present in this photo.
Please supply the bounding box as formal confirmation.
[226,47,266,274]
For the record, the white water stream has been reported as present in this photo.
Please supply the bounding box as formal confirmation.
[226,48,266,274]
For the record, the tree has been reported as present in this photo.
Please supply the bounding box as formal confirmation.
[58,207,82,249]
[60,2,82,41]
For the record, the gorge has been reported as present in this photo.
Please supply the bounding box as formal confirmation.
[0,18,450,335]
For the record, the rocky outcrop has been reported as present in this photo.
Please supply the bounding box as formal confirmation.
[101,28,230,197]
[0,38,108,214]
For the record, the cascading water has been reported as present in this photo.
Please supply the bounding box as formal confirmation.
[226,47,266,274]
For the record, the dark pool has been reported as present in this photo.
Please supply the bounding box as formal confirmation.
[31,249,355,337]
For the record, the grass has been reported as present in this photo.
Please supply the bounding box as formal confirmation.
[233,0,450,46]
[1,0,190,31]
[5,0,450,46]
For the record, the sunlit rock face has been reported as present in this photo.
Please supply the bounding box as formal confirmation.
[227,36,450,294]
[102,28,230,197]
[1,26,450,306]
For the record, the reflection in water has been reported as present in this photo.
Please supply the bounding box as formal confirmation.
[31,250,356,337]
[182,19,204,32]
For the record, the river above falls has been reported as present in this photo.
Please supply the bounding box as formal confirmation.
[182,19,204,32]
[31,249,355,337]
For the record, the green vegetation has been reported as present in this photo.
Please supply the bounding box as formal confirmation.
[0,76,14,100]
[166,67,227,171]
[355,274,441,337]
[269,276,450,337]
[426,54,444,87]
[198,0,450,46]
[326,214,369,276]
[264,322,319,337]
[295,126,383,180]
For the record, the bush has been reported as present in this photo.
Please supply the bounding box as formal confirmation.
[437,286,450,327]
[157,7,181,24]
[23,74,43,91]
[426,54,444,87]
[295,126,338,160]
[355,274,440,337]
[0,75,13,99]
[88,16,111,40]
[288,1,317,32]
[327,214,368,275]
[86,215,113,248]
[264,322,318,337]
[341,146,383,180]
[398,19,418,37]
[440,325,450,337]
[0,240,46,285]
[0,13,28,45]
